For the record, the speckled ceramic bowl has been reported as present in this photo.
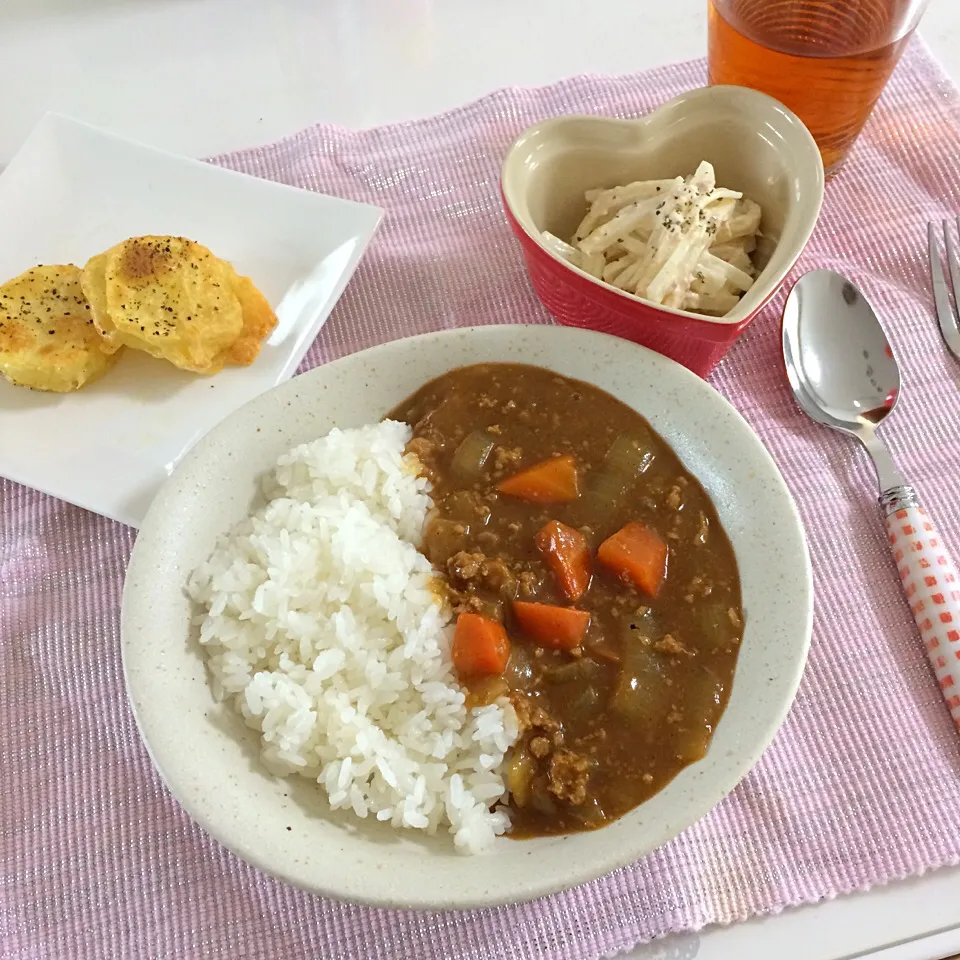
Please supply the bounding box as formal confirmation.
[122,324,812,909]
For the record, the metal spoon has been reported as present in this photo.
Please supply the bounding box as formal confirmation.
[782,269,960,730]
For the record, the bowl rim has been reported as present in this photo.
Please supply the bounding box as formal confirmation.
[121,324,814,909]
[500,84,825,327]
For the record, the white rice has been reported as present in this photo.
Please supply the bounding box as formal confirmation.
[187,420,519,854]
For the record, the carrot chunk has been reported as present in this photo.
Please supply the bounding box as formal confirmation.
[497,455,580,504]
[452,613,510,677]
[535,520,591,602]
[512,601,590,651]
[597,522,668,597]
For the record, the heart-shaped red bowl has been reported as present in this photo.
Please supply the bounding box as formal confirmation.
[501,85,824,377]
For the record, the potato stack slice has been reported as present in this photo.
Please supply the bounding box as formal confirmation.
[80,236,276,375]
[0,265,120,392]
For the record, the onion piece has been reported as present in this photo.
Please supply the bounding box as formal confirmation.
[449,430,495,481]
[573,433,655,533]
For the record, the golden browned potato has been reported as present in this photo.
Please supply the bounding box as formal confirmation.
[0,265,120,392]
[78,251,122,354]
[220,265,278,366]
[82,236,244,374]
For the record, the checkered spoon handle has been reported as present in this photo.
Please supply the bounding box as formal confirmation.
[887,503,960,727]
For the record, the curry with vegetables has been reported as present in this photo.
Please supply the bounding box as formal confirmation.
[389,362,743,838]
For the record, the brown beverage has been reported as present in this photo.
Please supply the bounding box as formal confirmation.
[708,0,927,174]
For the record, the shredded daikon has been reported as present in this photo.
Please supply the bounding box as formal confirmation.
[543,161,762,317]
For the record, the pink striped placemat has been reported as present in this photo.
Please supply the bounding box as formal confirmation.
[5,37,960,960]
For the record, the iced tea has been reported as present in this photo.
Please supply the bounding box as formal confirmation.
[708,0,929,174]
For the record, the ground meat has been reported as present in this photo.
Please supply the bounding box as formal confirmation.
[447,550,484,581]
[451,592,503,620]
[531,705,562,741]
[493,446,523,472]
[406,437,440,479]
[412,411,435,435]
[666,485,684,510]
[530,736,552,759]
[483,558,515,592]
[518,570,541,598]
[548,750,591,805]
[412,412,449,450]
[695,511,710,545]
[687,575,713,598]
[512,696,563,744]
[654,633,693,657]
[446,551,518,599]
[406,436,436,460]
[512,694,533,734]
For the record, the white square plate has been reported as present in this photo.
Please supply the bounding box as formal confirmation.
[0,114,382,527]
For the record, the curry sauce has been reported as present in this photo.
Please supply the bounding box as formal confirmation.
[389,362,743,838]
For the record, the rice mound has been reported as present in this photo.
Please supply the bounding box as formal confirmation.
[187,420,518,854]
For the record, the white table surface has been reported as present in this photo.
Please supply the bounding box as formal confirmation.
[3,2,960,958]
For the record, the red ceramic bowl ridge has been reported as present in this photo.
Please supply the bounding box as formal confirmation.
[501,85,824,378]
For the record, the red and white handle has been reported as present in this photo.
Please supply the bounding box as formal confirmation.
[888,504,960,728]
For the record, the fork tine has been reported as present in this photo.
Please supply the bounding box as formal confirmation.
[946,219,960,323]
[929,222,951,320]
[929,221,960,359]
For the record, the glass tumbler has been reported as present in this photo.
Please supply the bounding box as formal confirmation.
[708,0,931,175]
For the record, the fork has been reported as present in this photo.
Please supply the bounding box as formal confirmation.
[927,219,960,359]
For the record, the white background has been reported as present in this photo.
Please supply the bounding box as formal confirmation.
[3,1,960,958]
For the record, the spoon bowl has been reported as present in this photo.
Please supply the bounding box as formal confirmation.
[783,269,901,436]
